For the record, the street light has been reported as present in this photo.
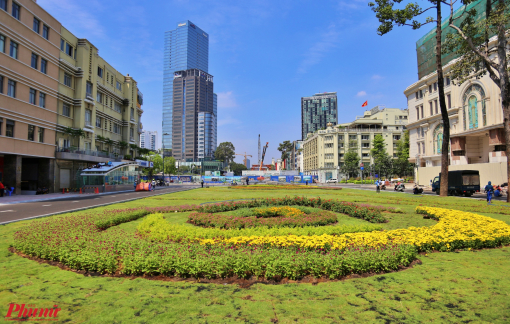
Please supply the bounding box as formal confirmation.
[163,133,169,186]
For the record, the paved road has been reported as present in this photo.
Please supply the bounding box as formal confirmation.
[0,185,199,225]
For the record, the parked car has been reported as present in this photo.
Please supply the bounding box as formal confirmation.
[326,178,338,183]
[432,170,480,196]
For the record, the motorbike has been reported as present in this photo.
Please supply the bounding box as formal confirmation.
[413,187,423,194]
[394,184,405,192]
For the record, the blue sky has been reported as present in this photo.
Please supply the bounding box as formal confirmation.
[39,0,432,164]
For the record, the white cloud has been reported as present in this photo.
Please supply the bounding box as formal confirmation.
[338,0,367,10]
[297,23,340,74]
[371,74,383,80]
[217,91,238,109]
[357,91,367,97]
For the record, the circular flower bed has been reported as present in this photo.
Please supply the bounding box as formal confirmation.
[13,196,510,282]
[188,206,338,229]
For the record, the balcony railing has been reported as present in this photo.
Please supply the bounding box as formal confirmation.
[56,146,123,161]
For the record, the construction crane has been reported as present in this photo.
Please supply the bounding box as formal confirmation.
[235,152,253,167]
[259,142,269,171]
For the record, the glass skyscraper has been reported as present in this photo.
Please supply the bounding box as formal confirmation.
[301,92,338,140]
[163,20,210,150]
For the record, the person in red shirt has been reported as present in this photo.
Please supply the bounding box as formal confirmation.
[0,181,5,197]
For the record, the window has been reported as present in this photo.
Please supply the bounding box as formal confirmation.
[434,100,438,114]
[434,82,437,91]
[85,109,91,126]
[393,135,401,141]
[362,153,370,157]
[0,117,2,135]
[113,124,120,134]
[29,88,36,104]
[96,92,102,103]
[428,85,432,93]
[416,107,420,120]
[28,125,35,141]
[446,77,450,86]
[39,93,45,108]
[362,143,370,148]
[33,18,40,33]
[97,67,103,78]
[130,108,135,120]
[130,128,134,139]
[31,53,38,69]
[62,104,70,117]
[7,79,15,97]
[0,34,4,53]
[65,43,73,57]
[10,41,18,59]
[429,101,433,116]
[38,127,44,142]
[42,25,49,40]
[447,94,451,109]
[0,0,6,11]
[96,116,101,127]
[12,2,20,20]
[0,75,3,94]
[60,39,65,51]
[6,119,14,137]
[41,59,47,74]
[64,73,71,87]
[116,81,121,90]
[86,81,92,97]
[114,102,121,113]
[361,135,369,140]
[421,105,424,119]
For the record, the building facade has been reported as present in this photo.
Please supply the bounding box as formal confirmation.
[290,140,303,172]
[163,20,209,151]
[54,28,143,190]
[140,130,158,151]
[302,107,408,182]
[0,0,61,194]
[172,69,215,162]
[0,0,143,193]
[301,92,338,140]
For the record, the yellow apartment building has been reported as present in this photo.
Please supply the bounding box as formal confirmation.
[303,106,408,182]
[54,27,143,190]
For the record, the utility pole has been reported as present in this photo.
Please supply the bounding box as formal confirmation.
[258,134,261,165]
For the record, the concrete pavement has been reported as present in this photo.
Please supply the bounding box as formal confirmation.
[0,185,199,225]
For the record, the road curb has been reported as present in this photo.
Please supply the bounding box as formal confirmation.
[0,187,199,226]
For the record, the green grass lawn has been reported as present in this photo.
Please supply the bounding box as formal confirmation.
[1,187,510,323]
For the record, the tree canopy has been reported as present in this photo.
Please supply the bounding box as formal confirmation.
[215,142,236,164]
[229,162,247,176]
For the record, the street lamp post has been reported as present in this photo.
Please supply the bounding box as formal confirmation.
[163,133,169,186]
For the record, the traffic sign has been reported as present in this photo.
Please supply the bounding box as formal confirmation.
[360,163,364,167]
[361,167,364,170]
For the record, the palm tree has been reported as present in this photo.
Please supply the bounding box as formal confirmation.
[118,141,128,154]
[105,138,114,153]
[129,144,138,158]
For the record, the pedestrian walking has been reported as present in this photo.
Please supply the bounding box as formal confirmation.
[246,178,249,186]
[0,181,4,197]
[485,181,493,205]
[201,179,204,188]
[375,179,380,193]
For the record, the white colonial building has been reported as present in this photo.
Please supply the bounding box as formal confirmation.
[405,59,507,186]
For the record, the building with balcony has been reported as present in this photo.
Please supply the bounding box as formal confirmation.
[302,106,408,182]
[404,1,507,186]
[53,27,143,190]
[0,0,61,194]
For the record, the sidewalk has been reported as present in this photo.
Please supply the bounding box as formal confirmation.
[0,185,180,205]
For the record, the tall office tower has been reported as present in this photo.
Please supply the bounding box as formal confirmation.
[172,69,214,162]
[301,92,338,140]
[163,21,209,151]
[140,130,159,151]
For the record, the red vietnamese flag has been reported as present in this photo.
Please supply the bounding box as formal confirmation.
[362,101,368,107]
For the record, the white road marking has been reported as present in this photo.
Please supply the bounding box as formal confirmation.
[0,210,14,212]
[42,204,51,207]
[111,196,117,198]
[72,201,79,203]
[94,198,100,200]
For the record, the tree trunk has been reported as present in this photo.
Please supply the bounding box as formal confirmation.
[496,0,510,202]
[436,2,450,197]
